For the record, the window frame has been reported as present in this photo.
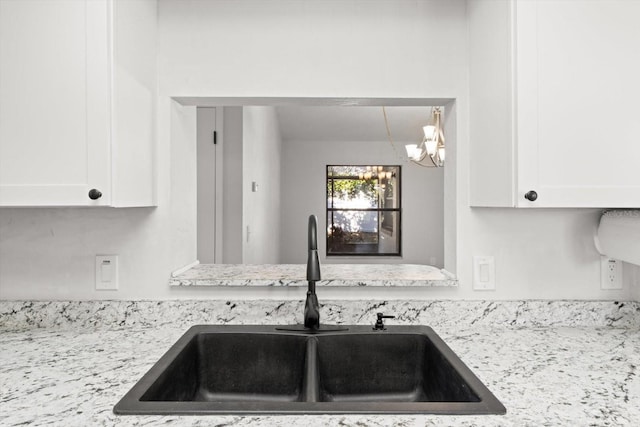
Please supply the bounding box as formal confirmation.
[325,164,402,257]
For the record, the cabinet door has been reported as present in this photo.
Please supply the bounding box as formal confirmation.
[516,0,640,207]
[0,0,110,206]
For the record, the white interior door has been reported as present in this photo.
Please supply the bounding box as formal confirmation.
[196,107,217,263]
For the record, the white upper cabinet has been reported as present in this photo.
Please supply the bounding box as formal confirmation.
[0,0,157,207]
[469,0,640,208]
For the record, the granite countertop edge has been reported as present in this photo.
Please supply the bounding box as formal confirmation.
[169,263,459,288]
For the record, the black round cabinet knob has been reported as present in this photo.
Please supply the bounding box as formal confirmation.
[88,189,102,200]
[524,190,538,202]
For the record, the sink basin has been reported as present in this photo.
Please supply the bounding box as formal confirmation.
[316,333,480,403]
[114,325,505,415]
[139,333,309,403]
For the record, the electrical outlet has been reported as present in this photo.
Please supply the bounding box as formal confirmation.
[473,256,495,291]
[96,255,118,290]
[600,256,623,290]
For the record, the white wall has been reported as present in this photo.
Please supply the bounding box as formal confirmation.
[0,0,637,301]
[463,207,638,299]
[280,138,444,267]
[0,99,196,300]
[242,107,282,264]
[629,264,640,301]
[157,0,466,98]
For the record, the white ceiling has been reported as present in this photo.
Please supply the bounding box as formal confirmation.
[274,106,435,143]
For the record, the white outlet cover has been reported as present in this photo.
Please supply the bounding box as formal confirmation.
[600,256,623,290]
[96,255,118,290]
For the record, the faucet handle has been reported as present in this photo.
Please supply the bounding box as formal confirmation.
[373,312,395,330]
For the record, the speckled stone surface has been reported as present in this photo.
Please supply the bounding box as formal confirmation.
[1,300,639,426]
[1,300,638,330]
[603,209,640,218]
[169,263,458,287]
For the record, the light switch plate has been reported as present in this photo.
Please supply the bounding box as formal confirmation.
[473,256,495,291]
[96,255,118,290]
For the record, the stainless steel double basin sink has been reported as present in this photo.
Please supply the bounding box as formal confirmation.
[114,325,505,415]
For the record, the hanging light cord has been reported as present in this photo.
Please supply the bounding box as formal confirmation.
[382,106,405,163]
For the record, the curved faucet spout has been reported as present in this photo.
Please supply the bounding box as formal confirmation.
[308,215,318,251]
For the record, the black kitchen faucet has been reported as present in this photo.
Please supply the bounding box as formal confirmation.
[304,215,321,329]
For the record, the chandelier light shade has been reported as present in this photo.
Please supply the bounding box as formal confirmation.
[423,125,436,141]
[425,138,438,157]
[404,144,420,160]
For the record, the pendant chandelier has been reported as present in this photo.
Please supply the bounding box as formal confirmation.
[383,106,445,168]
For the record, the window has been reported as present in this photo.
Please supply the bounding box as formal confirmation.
[326,165,401,256]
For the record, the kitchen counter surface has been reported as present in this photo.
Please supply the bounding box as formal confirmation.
[1,300,639,426]
[170,263,458,287]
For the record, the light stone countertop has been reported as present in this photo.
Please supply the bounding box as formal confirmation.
[1,300,639,426]
[170,263,458,287]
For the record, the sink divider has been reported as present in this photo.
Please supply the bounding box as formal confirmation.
[301,336,320,402]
